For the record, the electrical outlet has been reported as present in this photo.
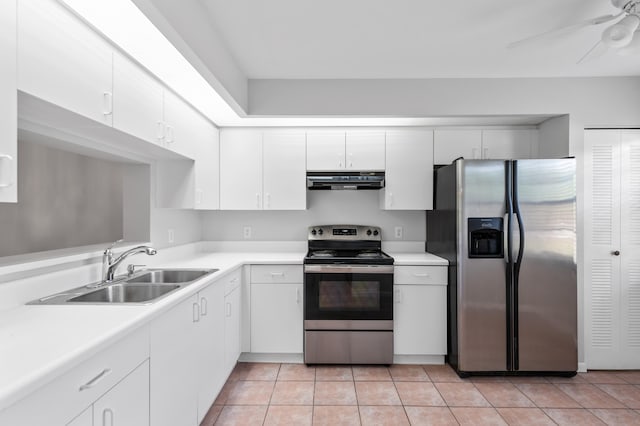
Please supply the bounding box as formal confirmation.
[394,226,403,239]
[243,226,252,239]
[168,228,175,243]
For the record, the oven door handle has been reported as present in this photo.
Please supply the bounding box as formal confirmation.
[304,264,394,274]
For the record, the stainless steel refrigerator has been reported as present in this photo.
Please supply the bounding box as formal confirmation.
[426,159,577,376]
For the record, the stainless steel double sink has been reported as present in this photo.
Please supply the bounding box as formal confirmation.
[29,268,218,305]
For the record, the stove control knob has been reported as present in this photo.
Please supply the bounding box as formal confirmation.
[373,230,379,236]
[366,229,372,236]
[318,229,324,235]
[311,229,317,236]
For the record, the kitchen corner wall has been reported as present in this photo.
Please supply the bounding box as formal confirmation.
[201,190,425,242]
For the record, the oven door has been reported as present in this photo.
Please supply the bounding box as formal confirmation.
[304,264,393,322]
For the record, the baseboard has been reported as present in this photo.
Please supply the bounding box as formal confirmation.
[239,352,304,364]
[578,362,587,373]
[393,355,445,365]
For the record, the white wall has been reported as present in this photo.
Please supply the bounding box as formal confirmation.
[202,190,424,242]
[249,77,640,128]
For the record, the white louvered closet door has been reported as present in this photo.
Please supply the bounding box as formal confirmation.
[585,129,640,369]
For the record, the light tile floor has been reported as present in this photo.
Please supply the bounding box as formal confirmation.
[201,363,640,425]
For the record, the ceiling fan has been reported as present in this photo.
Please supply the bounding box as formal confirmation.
[508,0,640,63]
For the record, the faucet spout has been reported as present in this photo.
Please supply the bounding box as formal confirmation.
[102,242,157,283]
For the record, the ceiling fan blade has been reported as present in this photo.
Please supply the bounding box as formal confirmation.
[507,12,624,49]
[577,40,610,64]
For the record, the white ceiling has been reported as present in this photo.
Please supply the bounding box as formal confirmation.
[200,0,640,79]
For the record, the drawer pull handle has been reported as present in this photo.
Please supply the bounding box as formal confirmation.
[200,297,208,316]
[79,368,112,391]
[193,302,200,322]
[103,408,114,426]
[271,272,285,277]
[226,302,232,317]
[413,273,430,277]
[394,289,402,303]
[230,277,239,284]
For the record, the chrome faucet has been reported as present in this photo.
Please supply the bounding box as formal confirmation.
[101,240,157,283]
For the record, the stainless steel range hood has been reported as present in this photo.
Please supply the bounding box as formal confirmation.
[306,171,385,190]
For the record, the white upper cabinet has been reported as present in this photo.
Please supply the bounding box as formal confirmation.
[220,129,306,210]
[307,131,385,170]
[195,125,220,210]
[306,131,345,170]
[345,131,385,170]
[263,132,307,210]
[434,129,537,164]
[113,51,164,146]
[220,129,263,210]
[482,129,535,160]
[434,130,482,164]
[381,130,433,210]
[0,0,16,203]
[163,89,199,158]
[18,0,113,127]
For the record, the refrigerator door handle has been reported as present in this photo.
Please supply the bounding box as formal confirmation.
[511,161,526,371]
[505,161,515,371]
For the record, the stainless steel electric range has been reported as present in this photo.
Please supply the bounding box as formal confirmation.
[303,225,394,365]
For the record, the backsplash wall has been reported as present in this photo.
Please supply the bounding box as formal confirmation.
[0,140,123,257]
[201,191,425,241]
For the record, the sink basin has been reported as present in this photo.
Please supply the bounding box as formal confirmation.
[125,269,215,284]
[69,283,180,303]
[28,268,219,305]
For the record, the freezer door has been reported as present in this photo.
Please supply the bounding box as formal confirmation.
[514,159,577,372]
[458,161,508,371]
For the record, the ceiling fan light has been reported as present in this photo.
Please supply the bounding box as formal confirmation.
[602,14,640,47]
[618,30,640,54]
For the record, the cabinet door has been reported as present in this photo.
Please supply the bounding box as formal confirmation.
[394,285,446,355]
[67,407,92,426]
[306,132,345,170]
[263,132,307,210]
[225,286,242,375]
[251,283,303,353]
[150,295,199,426]
[196,282,225,424]
[113,51,164,145]
[163,89,198,158]
[433,130,482,164]
[93,360,150,426]
[0,0,16,203]
[481,129,533,159]
[18,0,113,127]
[346,131,385,170]
[195,124,220,210]
[220,129,263,209]
[382,131,433,210]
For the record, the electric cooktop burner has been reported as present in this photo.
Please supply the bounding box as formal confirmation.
[304,225,394,266]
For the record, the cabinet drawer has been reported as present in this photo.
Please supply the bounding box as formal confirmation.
[224,268,242,296]
[250,265,303,284]
[1,325,149,425]
[394,266,447,285]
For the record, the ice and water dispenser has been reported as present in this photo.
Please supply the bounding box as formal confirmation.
[468,218,504,258]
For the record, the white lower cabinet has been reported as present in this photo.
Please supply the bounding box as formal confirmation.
[394,266,447,355]
[0,326,149,426]
[91,360,150,426]
[224,271,242,375]
[150,279,226,426]
[67,406,92,426]
[250,265,304,353]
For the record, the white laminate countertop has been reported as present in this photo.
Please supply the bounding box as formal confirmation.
[389,252,449,266]
[0,248,446,411]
